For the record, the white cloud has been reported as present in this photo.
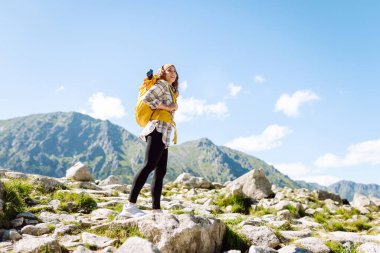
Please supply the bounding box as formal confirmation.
[272,162,311,178]
[55,85,65,93]
[228,83,242,97]
[275,90,320,117]
[315,139,380,168]
[180,81,188,92]
[176,96,228,123]
[84,92,126,120]
[254,75,266,83]
[297,175,341,186]
[224,124,292,152]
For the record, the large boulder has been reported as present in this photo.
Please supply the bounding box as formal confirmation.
[358,242,380,253]
[111,213,225,253]
[317,190,342,204]
[173,173,212,189]
[352,193,379,211]
[226,168,274,200]
[240,225,280,248]
[66,162,93,182]
[99,175,122,186]
[13,236,62,253]
[115,236,161,253]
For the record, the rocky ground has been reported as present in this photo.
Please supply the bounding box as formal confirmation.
[0,163,379,253]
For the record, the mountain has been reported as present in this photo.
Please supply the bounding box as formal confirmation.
[1,112,379,200]
[327,180,380,201]
[0,112,301,188]
[0,112,146,182]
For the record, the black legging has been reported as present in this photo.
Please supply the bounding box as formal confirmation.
[129,129,168,209]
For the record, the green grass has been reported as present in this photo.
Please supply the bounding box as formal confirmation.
[52,191,97,214]
[335,208,361,220]
[214,194,252,214]
[325,241,361,253]
[313,211,330,224]
[314,209,372,232]
[221,225,250,253]
[2,179,34,220]
[223,217,245,226]
[88,225,144,247]
[250,205,276,217]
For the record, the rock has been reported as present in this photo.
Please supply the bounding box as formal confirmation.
[317,190,342,204]
[321,231,380,244]
[240,225,280,248]
[173,173,212,189]
[277,210,292,220]
[13,236,62,253]
[11,217,24,228]
[249,246,278,253]
[4,171,28,180]
[21,223,51,236]
[66,162,93,182]
[278,245,312,253]
[16,212,37,220]
[2,229,22,241]
[101,184,129,193]
[99,176,121,186]
[39,211,76,224]
[72,246,95,253]
[90,208,116,221]
[115,236,161,253]
[294,237,330,253]
[280,229,312,241]
[29,175,65,192]
[112,213,225,253]
[69,181,102,190]
[227,168,274,200]
[49,199,61,210]
[323,199,338,213]
[352,193,378,210]
[81,232,116,249]
[225,250,242,253]
[358,242,380,253]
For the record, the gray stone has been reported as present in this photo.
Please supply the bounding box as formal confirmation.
[358,243,380,253]
[173,173,212,189]
[2,229,22,241]
[13,236,62,253]
[29,175,65,192]
[112,213,225,253]
[278,245,312,253]
[294,237,330,253]
[280,229,312,241]
[240,225,280,248]
[72,246,95,253]
[317,190,342,204]
[21,223,51,236]
[66,162,93,181]
[81,232,116,249]
[227,168,274,200]
[99,175,121,186]
[115,236,161,253]
[249,246,278,253]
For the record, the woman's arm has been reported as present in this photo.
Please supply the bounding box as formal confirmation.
[142,83,177,112]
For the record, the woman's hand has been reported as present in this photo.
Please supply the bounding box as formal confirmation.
[167,103,178,112]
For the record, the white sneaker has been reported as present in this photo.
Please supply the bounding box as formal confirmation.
[118,203,146,218]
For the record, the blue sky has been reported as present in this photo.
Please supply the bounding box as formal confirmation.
[1,1,380,185]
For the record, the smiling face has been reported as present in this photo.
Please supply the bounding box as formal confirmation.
[163,65,177,85]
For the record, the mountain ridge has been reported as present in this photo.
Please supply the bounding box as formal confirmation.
[1,111,379,201]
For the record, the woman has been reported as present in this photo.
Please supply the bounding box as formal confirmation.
[119,64,179,217]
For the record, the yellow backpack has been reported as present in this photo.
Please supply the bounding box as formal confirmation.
[134,69,178,144]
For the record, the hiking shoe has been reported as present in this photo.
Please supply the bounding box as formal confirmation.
[118,204,146,218]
